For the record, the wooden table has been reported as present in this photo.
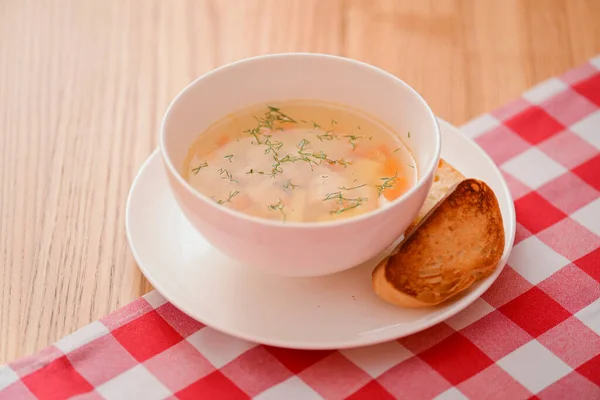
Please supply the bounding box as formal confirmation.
[1,0,599,364]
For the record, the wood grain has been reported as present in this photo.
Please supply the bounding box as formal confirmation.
[1,0,599,363]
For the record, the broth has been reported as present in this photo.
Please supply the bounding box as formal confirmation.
[183,100,417,223]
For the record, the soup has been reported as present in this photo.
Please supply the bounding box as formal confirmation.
[183,100,417,223]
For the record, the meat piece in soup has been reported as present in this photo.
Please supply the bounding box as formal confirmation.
[183,100,417,223]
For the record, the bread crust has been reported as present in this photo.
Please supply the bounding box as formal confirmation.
[372,178,505,307]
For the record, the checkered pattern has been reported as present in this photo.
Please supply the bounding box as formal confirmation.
[3,57,600,400]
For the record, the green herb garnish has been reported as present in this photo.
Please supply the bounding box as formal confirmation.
[217,190,240,204]
[338,184,366,191]
[323,192,367,214]
[224,154,234,162]
[408,132,411,138]
[376,172,398,195]
[268,199,286,221]
[345,135,362,150]
[246,168,265,175]
[284,180,300,190]
[218,168,237,182]
[191,162,208,174]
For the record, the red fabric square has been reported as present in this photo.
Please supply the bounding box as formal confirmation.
[346,381,395,400]
[111,310,184,362]
[538,317,600,368]
[264,347,335,374]
[155,302,204,338]
[538,371,600,400]
[22,356,93,400]
[461,311,532,361]
[575,247,600,283]
[499,287,572,337]
[505,106,565,144]
[481,266,534,308]
[537,218,600,261]
[176,371,250,400]
[514,192,567,234]
[298,353,371,400]
[458,364,532,400]
[397,323,455,354]
[144,340,215,392]
[100,298,153,330]
[377,357,451,399]
[66,334,137,386]
[538,264,600,313]
[475,125,531,164]
[573,73,600,106]
[221,346,293,397]
[419,333,494,385]
[537,172,600,214]
[573,154,600,191]
[576,354,600,387]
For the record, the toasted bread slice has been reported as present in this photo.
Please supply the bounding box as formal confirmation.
[372,179,505,308]
[406,159,465,234]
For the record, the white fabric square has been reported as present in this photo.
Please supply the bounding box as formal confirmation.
[341,340,413,378]
[255,376,322,400]
[446,298,496,330]
[460,114,501,139]
[96,365,171,400]
[502,147,567,189]
[434,387,469,400]
[571,198,600,237]
[54,321,110,354]
[575,298,600,336]
[571,110,600,150]
[590,54,600,70]
[508,236,570,285]
[186,328,256,368]
[522,78,568,104]
[143,290,168,308]
[497,340,571,394]
[0,365,19,391]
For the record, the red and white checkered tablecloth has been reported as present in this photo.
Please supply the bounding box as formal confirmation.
[2,57,600,400]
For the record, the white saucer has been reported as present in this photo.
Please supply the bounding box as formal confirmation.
[125,118,516,350]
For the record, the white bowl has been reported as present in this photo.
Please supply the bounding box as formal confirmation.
[160,53,441,277]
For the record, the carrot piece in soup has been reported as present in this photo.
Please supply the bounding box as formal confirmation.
[217,135,231,147]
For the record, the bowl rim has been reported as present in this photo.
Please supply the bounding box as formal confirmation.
[159,52,442,229]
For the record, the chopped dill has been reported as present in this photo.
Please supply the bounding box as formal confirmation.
[246,168,265,175]
[376,172,398,195]
[217,190,239,204]
[317,131,335,141]
[268,199,286,221]
[224,154,234,162]
[345,135,362,150]
[338,184,366,191]
[393,147,401,153]
[408,164,415,168]
[218,168,237,182]
[312,121,321,129]
[322,191,367,214]
[357,125,361,130]
[408,131,411,138]
[331,119,338,126]
[297,138,310,151]
[191,162,208,174]
[283,180,300,190]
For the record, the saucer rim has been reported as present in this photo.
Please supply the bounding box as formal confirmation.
[125,118,516,350]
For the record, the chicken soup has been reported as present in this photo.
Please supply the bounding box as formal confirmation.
[183,100,417,223]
